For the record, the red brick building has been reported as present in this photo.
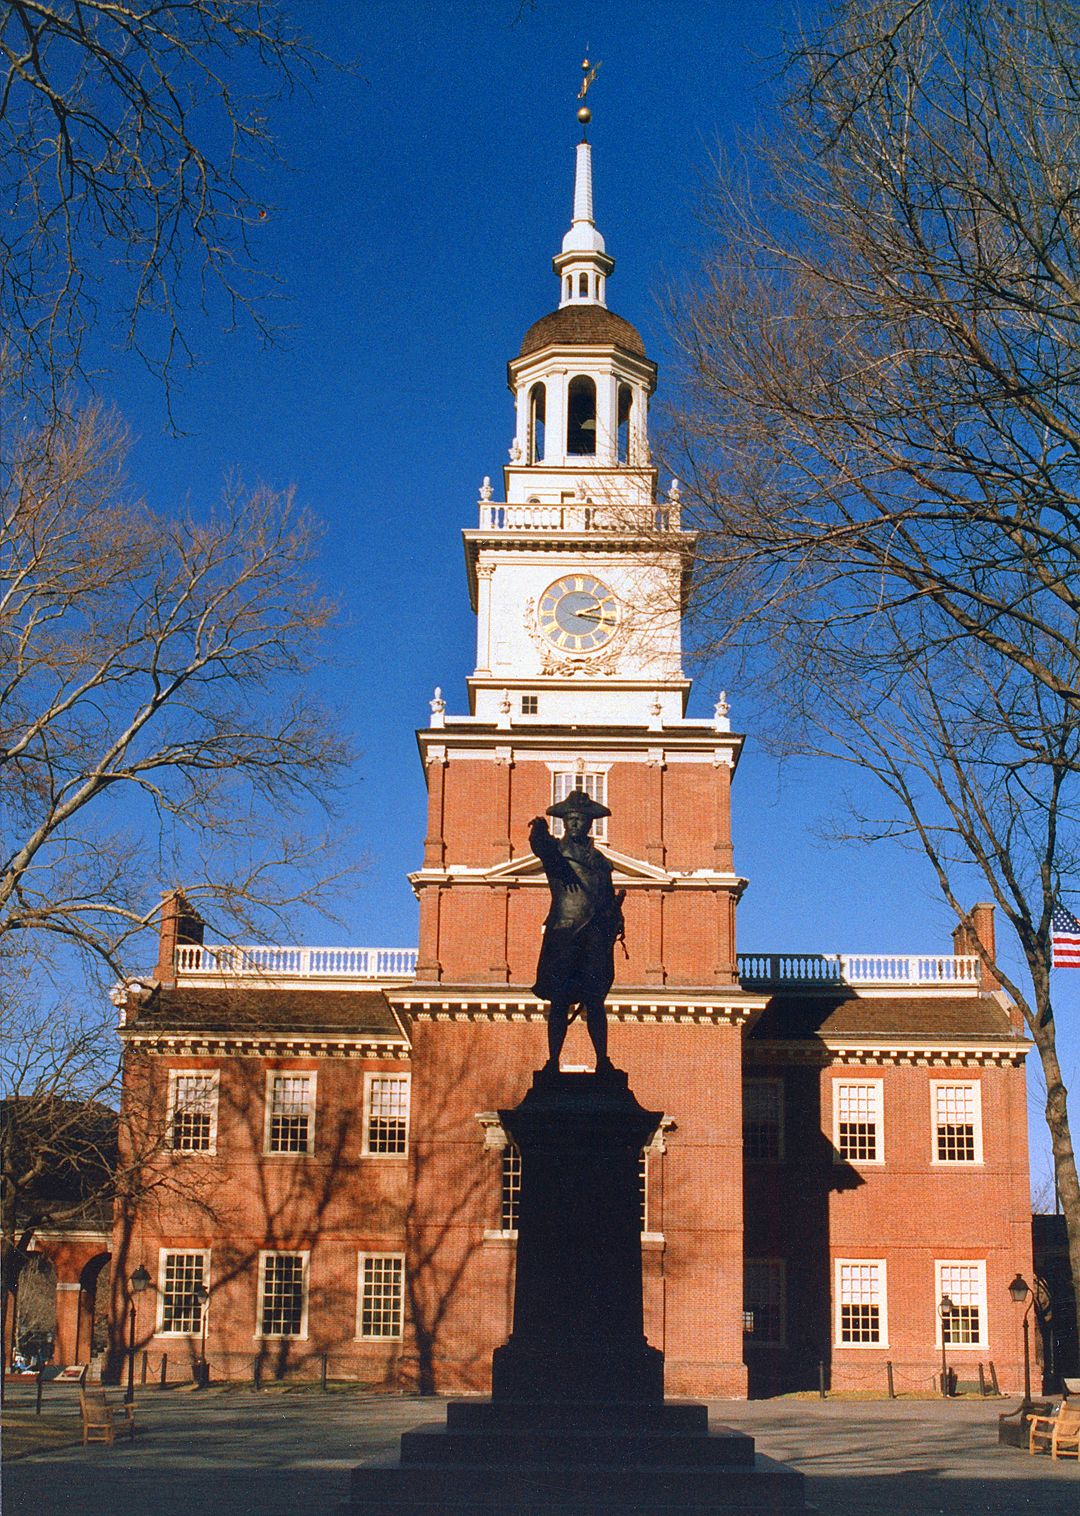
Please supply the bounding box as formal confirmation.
[108,126,1034,1398]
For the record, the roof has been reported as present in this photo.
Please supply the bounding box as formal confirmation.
[129,987,404,1037]
[518,305,647,359]
[748,992,1016,1043]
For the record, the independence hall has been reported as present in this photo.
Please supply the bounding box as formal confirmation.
[87,121,1035,1400]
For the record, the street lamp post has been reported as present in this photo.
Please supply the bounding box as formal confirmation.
[193,1282,209,1388]
[1008,1272,1035,1413]
[126,1265,151,1405]
[938,1294,955,1397]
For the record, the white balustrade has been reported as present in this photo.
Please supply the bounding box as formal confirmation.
[174,944,417,980]
[737,953,980,988]
[477,502,680,533]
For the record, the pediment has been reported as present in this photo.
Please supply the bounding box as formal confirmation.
[479,846,671,885]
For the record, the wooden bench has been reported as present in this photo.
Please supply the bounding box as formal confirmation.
[79,1385,137,1446]
[1029,1398,1080,1459]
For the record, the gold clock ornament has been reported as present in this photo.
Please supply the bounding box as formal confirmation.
[537,574,619,654]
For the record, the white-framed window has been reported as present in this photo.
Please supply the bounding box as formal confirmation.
[931,1081,982,1164]
[500,1143,521,1233]
[167,1070,219,1153]
[745,1259,786,1346]
[835,1260,888,1347]
[363,1072,410,1157]
[157,1249,209,1336]
[550,770,608,841]
[265,1071,315,1155]
[937,1260,988,1348]
[744,1078,784,1162]
[833,1079,883,1164]
[357,1253,405,1340]
[257,1251,308,1339]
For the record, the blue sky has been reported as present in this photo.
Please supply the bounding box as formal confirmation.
[100,0,1073,1194]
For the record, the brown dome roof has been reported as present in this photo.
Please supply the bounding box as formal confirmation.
[518,305,647,359]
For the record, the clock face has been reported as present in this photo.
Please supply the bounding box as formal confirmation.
[538,574,619,653]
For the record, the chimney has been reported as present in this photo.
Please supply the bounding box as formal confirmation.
[155,889,204,981]
[952,902,998,991]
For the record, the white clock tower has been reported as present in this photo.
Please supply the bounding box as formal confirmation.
[463,130,693,730]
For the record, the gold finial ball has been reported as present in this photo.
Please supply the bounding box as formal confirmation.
[577,105,592,124]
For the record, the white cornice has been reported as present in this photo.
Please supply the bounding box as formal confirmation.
[391,987,767,1028]
[748,1037,1029,1068]
[121,1030,411,1059]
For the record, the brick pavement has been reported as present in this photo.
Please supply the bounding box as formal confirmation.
[2,1386,1077,1515]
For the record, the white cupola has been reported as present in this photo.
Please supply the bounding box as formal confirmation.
[504,119,657,490]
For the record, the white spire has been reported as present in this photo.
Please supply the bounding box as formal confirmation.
[563,142,605,255]
[554,138,613,309]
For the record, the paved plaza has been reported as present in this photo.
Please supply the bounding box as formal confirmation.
[2,1385,1078,1514]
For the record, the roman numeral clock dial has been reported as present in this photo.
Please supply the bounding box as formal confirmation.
[538,574,620,653]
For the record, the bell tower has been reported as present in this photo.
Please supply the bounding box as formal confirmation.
[396,87,763,1400]
[466,115,688,732]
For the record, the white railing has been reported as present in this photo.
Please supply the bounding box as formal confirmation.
[175,944,418,980]
[478,502,680,533]
[737,953,981,988]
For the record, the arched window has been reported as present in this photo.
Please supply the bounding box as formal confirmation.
[578,271,588,297]
[528,383,546,464]
[617,384,633,464]
[566,375,597,455]
[565,276,572,301]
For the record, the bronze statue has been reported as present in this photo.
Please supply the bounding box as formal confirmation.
[530,789,625,1070]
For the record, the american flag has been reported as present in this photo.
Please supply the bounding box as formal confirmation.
[1052,904,1080,969]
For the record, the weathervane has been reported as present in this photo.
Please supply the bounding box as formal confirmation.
[577,54,601,133]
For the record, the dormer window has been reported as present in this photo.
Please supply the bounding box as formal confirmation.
[567,375,597,456]
[528,382,546,464]
[578,272,588,297]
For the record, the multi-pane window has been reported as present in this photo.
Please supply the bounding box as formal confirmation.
[357,1254,405,1340]
[521,694,539,715]
[939,1262,987,1347]
[837,1261,886,1345]
[933,1083,981,1163]
[500,1143,521,1233]
[169,1072,218,1152]
[744,1079,784,1161]
[551,771,607,840]
[835,1081,881,1163]
[158,1251,208,1335]
[258,1252,307,1338]
[267,1073,314,1154]
[639,1149,649,1233]
[364,1074,410,1156]
[744,1259,786,1346]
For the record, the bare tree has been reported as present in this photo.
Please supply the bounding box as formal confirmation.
[669,0,1080,718]
[0,1,326,412]
[1,400,351,970]
[666,0,1080,1343]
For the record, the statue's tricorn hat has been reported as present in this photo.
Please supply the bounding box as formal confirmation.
[546,787,611,820]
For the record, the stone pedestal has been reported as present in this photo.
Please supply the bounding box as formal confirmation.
[492,1064,663,1404]
[344,1065,812,1514]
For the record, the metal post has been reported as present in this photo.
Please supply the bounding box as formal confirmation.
[126,1295,137,1406]
[320,1352,328,1392]
[1022,1312,1032,1408]
[886,1361,895,1399]
[160,1353,167,1387]
[818,1360,826,1400]
[35,1369,43,1415]
[978,1362,987,1397]
[141,1350,148,1385]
